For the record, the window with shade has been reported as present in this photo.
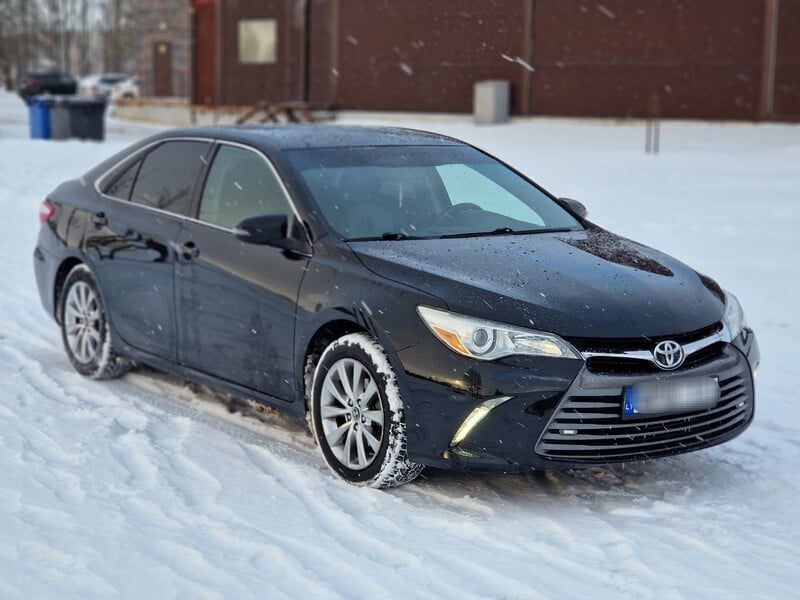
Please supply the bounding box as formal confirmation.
[238,19,277,64]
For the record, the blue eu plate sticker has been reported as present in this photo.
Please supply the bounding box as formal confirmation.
[623,387,640,415]
[623,378,719,419]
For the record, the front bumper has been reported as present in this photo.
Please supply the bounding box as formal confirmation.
[402,329,759,472]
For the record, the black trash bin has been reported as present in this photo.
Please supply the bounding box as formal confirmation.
[64,96,106,140]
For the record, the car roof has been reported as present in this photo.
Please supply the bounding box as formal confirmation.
[154,124,465,152]
[29,71,68,77]
[83,125,469,188]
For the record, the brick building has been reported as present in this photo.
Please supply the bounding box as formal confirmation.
[136,0,192,98]
[140,0,800,120]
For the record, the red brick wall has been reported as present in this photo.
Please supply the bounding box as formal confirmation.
[192,0,800,119]
[326,0,529,113]
[775,0,800,116]
[531,0,765,119]
[215,0,305,106]
[193,0,217,105]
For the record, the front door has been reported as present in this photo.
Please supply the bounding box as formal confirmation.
[153,42,173,97]
[175,143,310,401]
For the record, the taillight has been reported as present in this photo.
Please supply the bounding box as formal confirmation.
[39,199,55,223]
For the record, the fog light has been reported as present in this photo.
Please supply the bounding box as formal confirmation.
[449,396,512,447]
[559,429,578,436]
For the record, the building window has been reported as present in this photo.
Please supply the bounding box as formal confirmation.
[238,19,277,64]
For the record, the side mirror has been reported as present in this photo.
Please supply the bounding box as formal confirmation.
[234,213,311,256]
[234,213,288,245]
[558,197,588,219]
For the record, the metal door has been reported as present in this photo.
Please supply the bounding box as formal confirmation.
[153,42,173,97]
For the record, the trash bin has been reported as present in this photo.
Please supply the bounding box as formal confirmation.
[473,80,510,125]
[28,97,52,139]
[64,96,106,141]
[49,97,71,140]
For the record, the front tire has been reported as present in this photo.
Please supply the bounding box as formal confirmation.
[60,264,133,380]
[310,333,423,488]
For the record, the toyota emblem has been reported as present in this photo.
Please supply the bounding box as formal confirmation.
[653,340,685,370]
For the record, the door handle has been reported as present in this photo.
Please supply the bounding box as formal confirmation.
[92,211,107,227]
[172,240,199,261]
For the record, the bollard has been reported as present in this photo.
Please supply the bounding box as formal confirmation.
[645,93,661,154]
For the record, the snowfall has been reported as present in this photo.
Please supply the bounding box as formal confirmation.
[0,89,798,599]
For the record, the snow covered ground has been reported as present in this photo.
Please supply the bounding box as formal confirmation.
[1,90,798,599]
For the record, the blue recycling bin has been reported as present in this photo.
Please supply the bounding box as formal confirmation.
[29,97,52,139]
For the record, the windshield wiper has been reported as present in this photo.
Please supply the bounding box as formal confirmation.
[439,227,575,239]
[346,232,423,242]
[439,227,513,239]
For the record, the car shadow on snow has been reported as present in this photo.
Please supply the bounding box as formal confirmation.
[403,447,758,515]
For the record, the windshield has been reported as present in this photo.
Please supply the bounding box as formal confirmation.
[286,145,581,240]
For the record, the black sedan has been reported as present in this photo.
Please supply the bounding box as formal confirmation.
[18,71,77,101]
[33,125,760,487]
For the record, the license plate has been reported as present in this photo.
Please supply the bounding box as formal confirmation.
[623,377,720,418]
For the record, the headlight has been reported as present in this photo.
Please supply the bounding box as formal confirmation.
[416,306,580,360]
[722,291,747,340]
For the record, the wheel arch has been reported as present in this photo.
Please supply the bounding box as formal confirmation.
[302,319,367,412]
[53,257,84,324]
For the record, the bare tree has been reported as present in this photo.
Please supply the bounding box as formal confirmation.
[75,0,90,76]
[102,0,136,73]
[0,0,138,85]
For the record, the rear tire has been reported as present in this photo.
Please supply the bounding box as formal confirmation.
[60,264,133,380]
[310,333,423,488]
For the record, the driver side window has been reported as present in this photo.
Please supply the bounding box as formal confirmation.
[199,145,293,230]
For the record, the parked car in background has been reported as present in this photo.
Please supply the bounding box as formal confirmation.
[18,72,77,102]
[33,125,760,488]
[79,73,128,98]
[110,76,140,101]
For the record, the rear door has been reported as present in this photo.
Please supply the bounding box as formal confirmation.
[87,139,211,361]
[175,142,310,401]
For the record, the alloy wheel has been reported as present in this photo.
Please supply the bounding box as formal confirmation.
[63,281,103,364]
[319,357,385,470]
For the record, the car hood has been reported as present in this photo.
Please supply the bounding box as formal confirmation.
[348,229,725,340]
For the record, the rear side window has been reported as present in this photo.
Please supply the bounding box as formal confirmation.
[130,141,211,215]
[104,159,141,201]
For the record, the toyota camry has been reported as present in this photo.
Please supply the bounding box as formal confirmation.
[33,125,760,487]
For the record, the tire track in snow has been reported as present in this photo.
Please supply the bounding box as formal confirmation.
[1,339,335,598]
[14,541,119,598]
[238,443,398,597]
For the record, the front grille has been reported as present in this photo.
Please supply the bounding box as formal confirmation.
[585,356,660,375]
[572,322,722,354]
[535,361,753,463]
[586,341,726,376]
[578,322,725,376]
[684,342,726,368]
